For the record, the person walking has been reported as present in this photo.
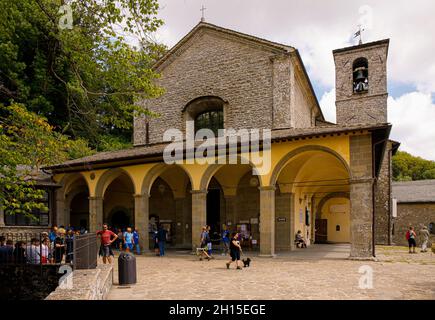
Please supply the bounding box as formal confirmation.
[221,224,230,256]
[406,226,417,254]
[157,224,167,256]
[226,232,243,270]
[419,225,430,253]
[97,223,118,264]
[133,228,141,255]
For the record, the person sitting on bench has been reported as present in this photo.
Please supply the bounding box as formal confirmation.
[295,230,307,248]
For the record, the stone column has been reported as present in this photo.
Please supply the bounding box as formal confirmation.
[55,194,66,227]
[134,194,149,253]
[191,190,207,250]
[289,193,296,250]
[174,197,185,247]
[259,186,276,257]
[89,196,103,233]
[275,191,293,251]
[224,195,237,228]
[349,134,375,260]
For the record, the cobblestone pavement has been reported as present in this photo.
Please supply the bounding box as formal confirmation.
[107,245,434,300]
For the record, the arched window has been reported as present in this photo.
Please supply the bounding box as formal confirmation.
[429,222,434,235]
[184,96,225,136]
[353,57,369,93]
[195,110,223,136]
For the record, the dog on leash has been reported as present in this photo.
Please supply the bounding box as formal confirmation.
[242,257,251,267]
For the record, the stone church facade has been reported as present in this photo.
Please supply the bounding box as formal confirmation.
[0,22,399,259]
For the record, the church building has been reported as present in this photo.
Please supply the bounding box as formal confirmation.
[1,22,399,259]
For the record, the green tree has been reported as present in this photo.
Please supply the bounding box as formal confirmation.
[0,0,166,150]
[392,151,435,181]
[0,103,93,219]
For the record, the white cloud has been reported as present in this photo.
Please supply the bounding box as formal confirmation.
[320,89,435,160]
[154,0,435,160]
[389,92,435,160]
[319,89,336,123]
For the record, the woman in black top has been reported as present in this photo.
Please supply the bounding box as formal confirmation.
[226,232,242,270]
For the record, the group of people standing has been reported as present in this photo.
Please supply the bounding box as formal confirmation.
[196,224,244,270]
[0,225,77,265]
[406,226,431,253]
[97,224,141,264]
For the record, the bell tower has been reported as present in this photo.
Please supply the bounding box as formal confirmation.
[333,39,389,124]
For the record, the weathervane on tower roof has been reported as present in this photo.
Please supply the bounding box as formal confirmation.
[200,5,206,22]
[354,25,365,45]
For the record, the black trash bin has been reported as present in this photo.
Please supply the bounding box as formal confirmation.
[118,252,137,285]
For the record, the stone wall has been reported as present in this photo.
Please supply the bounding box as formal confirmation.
[46,264,113,300]
[0,264,62,300]
[374,141,393,244]
[134,26,317,146]
[135,29,275,145]
[275,191,292,250]
[349,134,374,259]
[0,226,50,235]
[235,173,260,241]
[392,203,435,246]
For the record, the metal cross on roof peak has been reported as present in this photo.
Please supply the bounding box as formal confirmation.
[200,5,206,22]
[354,25,365,45]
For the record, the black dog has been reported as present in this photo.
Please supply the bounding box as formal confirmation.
[242,258,251,267]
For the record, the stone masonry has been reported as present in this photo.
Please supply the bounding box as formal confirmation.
[333,40,389,125]
[349,134,374,258]
[374,141,394,244]
[134,23,319,146]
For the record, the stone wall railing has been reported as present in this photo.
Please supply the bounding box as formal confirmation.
[45,264,113,300]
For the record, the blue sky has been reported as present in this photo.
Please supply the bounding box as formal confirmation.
[153,0,435,160]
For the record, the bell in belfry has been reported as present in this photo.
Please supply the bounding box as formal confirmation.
[353,66,368,93]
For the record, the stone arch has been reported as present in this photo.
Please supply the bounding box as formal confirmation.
[199,156,263,191]
[58,172,89,199]
[141,164,193,196]
[182,95,229,113]
[270,145,351,187]
[316,192,350,219]
[95,168,136,198]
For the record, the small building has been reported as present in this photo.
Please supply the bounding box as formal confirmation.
[392,180,435,246]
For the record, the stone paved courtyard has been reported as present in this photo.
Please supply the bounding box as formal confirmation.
[107,245,435,300]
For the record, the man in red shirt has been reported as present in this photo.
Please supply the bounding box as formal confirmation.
[97,223,118,264]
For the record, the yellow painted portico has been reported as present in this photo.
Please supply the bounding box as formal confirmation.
[46,123,390,259]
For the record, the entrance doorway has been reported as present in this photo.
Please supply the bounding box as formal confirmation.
[111,210,131,231]
[315,219,328,243]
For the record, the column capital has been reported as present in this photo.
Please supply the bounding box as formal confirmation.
[133,193,149,199]
[350,178,375,185]
[88,196,103,201]
[190,189,207,195]
[258,186,276,191]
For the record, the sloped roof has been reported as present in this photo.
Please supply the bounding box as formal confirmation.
[153,21,294,71]
[43,123,391,172]
[152,21,324,121]
[392,180,435,203]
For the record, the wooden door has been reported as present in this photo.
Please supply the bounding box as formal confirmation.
[315,219,328,243]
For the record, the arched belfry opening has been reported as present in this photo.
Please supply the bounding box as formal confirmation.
[353,57,369,93]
